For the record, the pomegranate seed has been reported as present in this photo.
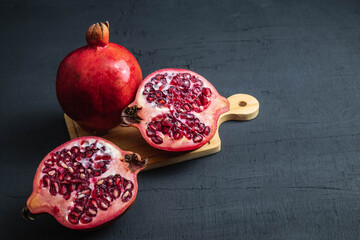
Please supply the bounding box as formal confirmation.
[193,79,204,86]
[162,119,173,127]
[155,74,163,80]
[162,127,170,134]
[75,205,84,212]
[58,173,65,182]
[156,98,166,105]
[182,103,192,112]
[102,154,112,160]
[95,162,106,169]
[107,178,114,186]
[168,86,175,93]
[59,184,68,195]
[112,188,120,199]
[175,121,182,128]
[121,190,132,202]
[183,73,191,79]
[42,167,51,173]
[80,189,91,196]
[179,113,188,119]
[199,94,209,106]
[148,122,158,131]
[144,82,153,92]
[151,136,163,144]
[190,75,198,83]
[198,123,205,133]
[192,124,199,132]
[87,206,97,216]
[146,127,156,137]
[193,134,203,143]
[68,215,79,225]
[48,169,57,178]
[203,126,211,136]
[170,77,179,86]
[191,101,200,111]
[155,90,163,98]
[63,193,70,200]
[182,79,190,89]
[42,175,51,188]
[186,119,195,127]
[59,161,68,169]
[194,98,201,106]
[69,184,76,192]
[98,199,110,210]
[124,180,134,190]
[185,131,193,140]
[146,95,155,102]
[44,159,54,167]
[173,131,183,140]
[86,150,93,157]
[70,210,81,218]
[202,87,212,97]
[49,182,59,196]
[155,121,162,130]
[80,215,93,224]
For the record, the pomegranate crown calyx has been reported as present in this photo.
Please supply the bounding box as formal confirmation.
[124,153,148,172]
[86,21,109,47]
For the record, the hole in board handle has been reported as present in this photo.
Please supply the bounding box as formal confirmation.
[239,101,247,107]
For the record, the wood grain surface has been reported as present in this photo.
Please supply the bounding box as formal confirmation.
[64,94,259,170]
[2,0,360,239]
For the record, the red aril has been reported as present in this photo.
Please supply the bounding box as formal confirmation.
[22,137,146,230]
[56,21,142,132]
[121,69,230,151]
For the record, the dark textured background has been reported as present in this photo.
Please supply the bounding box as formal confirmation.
[1,0,360,239]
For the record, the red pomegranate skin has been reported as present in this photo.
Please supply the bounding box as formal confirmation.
[56,22,142,131]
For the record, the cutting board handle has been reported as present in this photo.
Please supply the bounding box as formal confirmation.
[219,94,259,125]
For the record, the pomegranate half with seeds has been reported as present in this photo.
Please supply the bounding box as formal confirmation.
[22,137,147,230]
[121,69,230,151]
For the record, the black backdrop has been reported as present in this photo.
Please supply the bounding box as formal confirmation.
[1,0,360,239]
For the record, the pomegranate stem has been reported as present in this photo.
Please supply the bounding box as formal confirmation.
[21,206,36,220]
[124,154,148,172]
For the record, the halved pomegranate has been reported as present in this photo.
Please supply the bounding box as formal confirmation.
[121,69,230,151]
[22,137,146,230]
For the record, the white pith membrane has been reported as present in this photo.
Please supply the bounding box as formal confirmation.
[134,70,229,150]
[34,138,138,228]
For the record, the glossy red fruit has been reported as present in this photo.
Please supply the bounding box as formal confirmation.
[121,69,230,151]
[56,21,143,132]
[22,137,147,230]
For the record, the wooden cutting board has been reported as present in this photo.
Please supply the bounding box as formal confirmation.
[64,94,259,170]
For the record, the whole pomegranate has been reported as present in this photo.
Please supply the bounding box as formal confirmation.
[56,21,142,132]
[121,69,230,151]
[22,137,147,230]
